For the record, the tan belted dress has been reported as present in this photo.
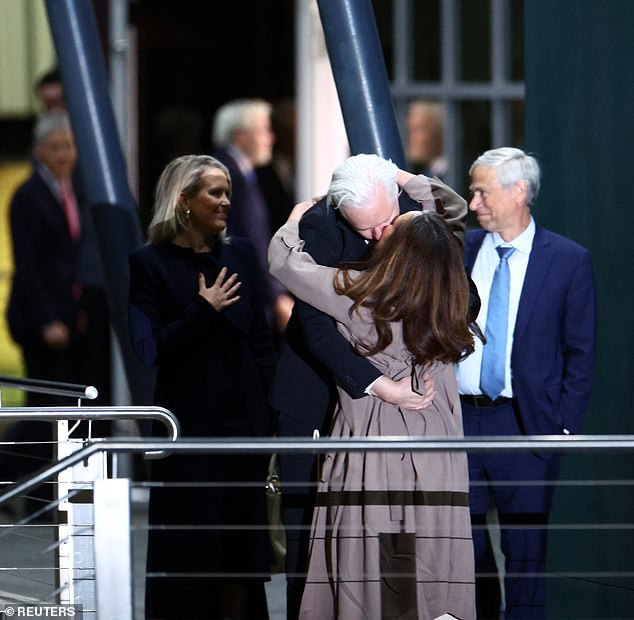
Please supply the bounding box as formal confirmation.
[269,220,476,620]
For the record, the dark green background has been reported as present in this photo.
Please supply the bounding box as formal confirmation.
[525,1,634,615]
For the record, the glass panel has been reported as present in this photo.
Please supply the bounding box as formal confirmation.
[412,0,441,81]
[459,0,491,82]
[509,0,524,81]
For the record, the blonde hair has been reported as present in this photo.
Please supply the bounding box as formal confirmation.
[147,155,231,244]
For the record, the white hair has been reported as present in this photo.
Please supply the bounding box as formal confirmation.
[33,110,72,146]
[470,147,541,205]
[211,98,272,148]
[328,153,399,213]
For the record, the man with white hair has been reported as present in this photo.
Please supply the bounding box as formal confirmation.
[457,147,596,619]
[271,152,475,618]
[212,98,294,333]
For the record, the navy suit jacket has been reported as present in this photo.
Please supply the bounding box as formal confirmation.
[465,225,596,435]
[212,147,285,307]
[7,168,80,349]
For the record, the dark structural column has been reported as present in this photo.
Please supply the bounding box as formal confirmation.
[317,0,405,167]
[525,1,634,615]
[45,0,155,404]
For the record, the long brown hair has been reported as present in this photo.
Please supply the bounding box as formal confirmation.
[335,212,474,365]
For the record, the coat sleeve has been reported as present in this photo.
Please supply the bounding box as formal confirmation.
[300,204,383,397]
[269,219,381,397]
[557,248,597,434]
[269,221,358,324]
[401,175,468,244]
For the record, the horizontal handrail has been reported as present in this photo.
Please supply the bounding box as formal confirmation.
[0,375,97,401]
[0,406,180,441]
[2,434,634,507]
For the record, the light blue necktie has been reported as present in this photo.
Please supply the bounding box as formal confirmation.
[480,246,516,400]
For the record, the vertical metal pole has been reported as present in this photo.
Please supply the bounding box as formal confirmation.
[94,478,133,619]
[317,0,406,166]
[44,0,155,405]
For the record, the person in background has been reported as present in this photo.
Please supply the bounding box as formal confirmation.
[32,65,112,404]
[256,98,297,234]
[211,98,294,334]
[406,98,447,179]
[270,153,477,619]
[2,112,84,512]
[457,147,596,619]
[269,196,476,620]
[7,111,82,400]
[34,66,66,112]
[128,154,275,619]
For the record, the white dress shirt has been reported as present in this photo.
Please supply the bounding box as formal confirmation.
[456,218,536,396]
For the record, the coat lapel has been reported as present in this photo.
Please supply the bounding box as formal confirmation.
[513,225,553,346]
[464,229,486,273]
[219,246,251,333]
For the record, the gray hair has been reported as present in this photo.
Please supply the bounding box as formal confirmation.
[328,153,399,213]
[33,110,72,146]
[469,147,541,205]
[147,154,231,244]
[211,98,272,148]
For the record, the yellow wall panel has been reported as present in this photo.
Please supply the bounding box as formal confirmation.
[0,161,31,394]
[0,0,56,118]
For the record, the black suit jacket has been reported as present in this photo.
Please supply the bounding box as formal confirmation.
[270,177,474,435]
[128,236,276,437]
[7,168,80,348]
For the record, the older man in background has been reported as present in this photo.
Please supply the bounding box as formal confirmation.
[212,98,294,335]
[2,111,85,513]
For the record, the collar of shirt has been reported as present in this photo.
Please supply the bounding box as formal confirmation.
[227,145,254,178]
[37,163,63,198]
[487,216,536,256]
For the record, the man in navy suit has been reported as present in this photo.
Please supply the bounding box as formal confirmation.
[211,98,294,335]
[271,153,475,619]
[456,147,597,619]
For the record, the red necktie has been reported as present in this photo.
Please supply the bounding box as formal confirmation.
[59,179,81,241]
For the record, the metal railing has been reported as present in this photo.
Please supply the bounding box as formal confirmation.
[2,366,634,620]
[0,375,180,618]
[0,375,99,405]
[2,435,634,618]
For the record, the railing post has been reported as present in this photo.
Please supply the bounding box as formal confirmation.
[94,478,133,619]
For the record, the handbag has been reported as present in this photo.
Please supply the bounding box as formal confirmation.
[265,453,286,573]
